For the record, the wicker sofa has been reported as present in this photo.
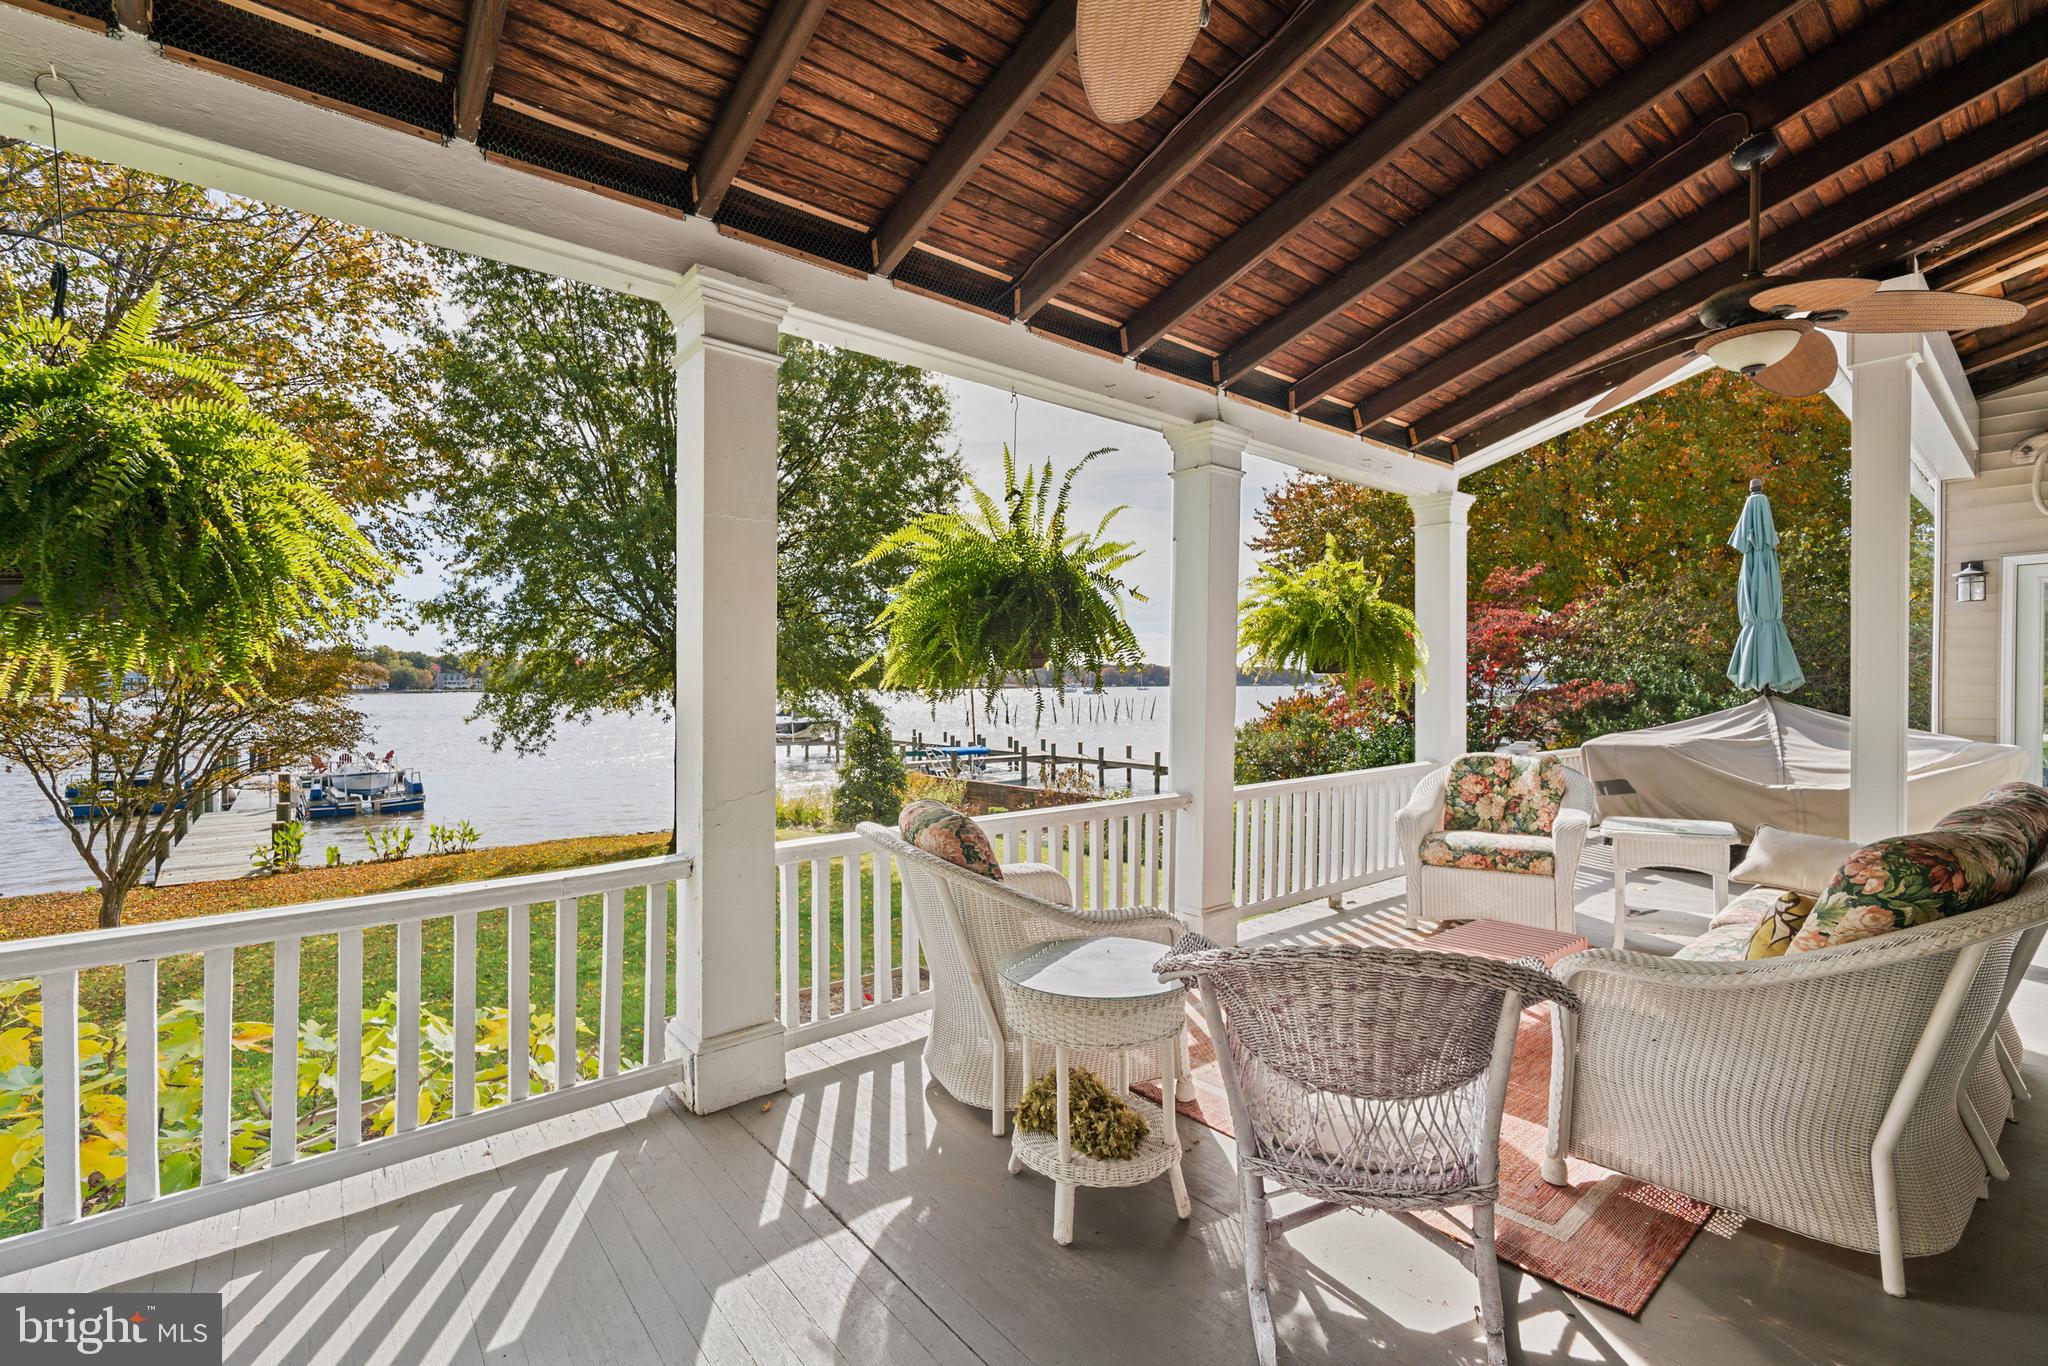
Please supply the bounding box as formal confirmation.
[856,821,1181,1134]
[1395,753,1596,932]
[1542,854,2046,1296]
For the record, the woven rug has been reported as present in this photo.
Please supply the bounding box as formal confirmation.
[1133,919,1714,1316]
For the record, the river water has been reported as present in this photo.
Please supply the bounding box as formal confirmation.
[0,685,1301,896]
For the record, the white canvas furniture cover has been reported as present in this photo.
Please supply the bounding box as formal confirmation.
[1580,696,2026,840]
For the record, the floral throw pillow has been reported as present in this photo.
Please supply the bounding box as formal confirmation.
[899,800,1004,881]
[1789,828,2027,953]
[1442,754,1569,836]
[1974,782,2048,865]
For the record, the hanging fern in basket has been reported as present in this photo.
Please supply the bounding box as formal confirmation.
[0,293,388,694]
[860,447,1143,715]
[1239,536,1427,695]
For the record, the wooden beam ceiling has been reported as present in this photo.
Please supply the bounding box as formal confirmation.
[112,0,150,35]
[1933,217,2048,293]
[1346,23,2047,431]
[1213,0,1808,387]
[1293,0,1988,416]
[452,0,507,143]
[1012,0,1370,320]
[873,0,1076,276]
[1414,117,2048,447]
[1117,1,1581,357]
[692,0,831,219]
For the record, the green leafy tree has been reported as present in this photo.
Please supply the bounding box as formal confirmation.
[0,295,389,694]
[833,699,908,826]
[863,449,1143,713]
[1250,475,1414,605]
[1238,537,1424,694]
[1,141,435,537]
[405,256,961,752]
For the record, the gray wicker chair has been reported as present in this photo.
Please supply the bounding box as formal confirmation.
[1156,934,1580,1366]
[857,821,1182,1134]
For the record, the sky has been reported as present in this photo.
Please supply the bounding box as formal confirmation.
[379,367,1295,661]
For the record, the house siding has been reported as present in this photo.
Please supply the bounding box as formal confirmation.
[1940,373,2048,741]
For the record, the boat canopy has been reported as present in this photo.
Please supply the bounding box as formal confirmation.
[1579,695,2027,841]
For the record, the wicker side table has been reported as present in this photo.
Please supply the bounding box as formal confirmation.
[996,936,1191,1246]
[1604,815,1738,949]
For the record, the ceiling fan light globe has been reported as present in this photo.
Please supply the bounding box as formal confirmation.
[1704,326,1802,374]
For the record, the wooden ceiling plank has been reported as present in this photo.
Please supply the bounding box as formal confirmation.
[1933,217,2048,293]
[113,0,151,35]
[1118,2,1583,357]
[873,0,1076,275]
[1214,0,1811,387]
[1415,112,2048,447]
[1344,20,2046,427]
[453,0,509,143]
[1012,0,1373,319]
[1963,318,2048,373]
[1291,0,1990,412]
[693,0,832,219]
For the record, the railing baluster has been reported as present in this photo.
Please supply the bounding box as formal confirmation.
[396,921,421,1132]
[1064,823,1083,907]
[842,853,863,1020]
[1110,815,1126,906]
[42,969,80,1226]
[453,910,477,1114]
[600,887,625,1078]
[553,897,577,1091]
[273,936,300,1165]
[871,853,892,1006]
[643,881,666,1066]
[507,904,529,1102]
[336,929,362,1148]
[1092,818,1108,909]
[124,959,158,1204]
[202,947,232,1183]
[809,858,829,1025]
[779,862,800,1028]
[900,853,922,996]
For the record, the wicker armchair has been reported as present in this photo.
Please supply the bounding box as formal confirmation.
[1542,869,2048,1296]
[857,822,1183,1134]
[1156,935,1580,1366]
[1395,756,1595,931]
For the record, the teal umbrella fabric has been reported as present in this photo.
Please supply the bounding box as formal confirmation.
[1726,481,1805,693]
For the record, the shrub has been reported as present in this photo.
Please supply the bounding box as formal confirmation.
[774,788,835,830]
[1234,684,1414,783]
[833,700,907,826]
[903,771,966,808]
[364,825,413,861]
[427,821,480,856]
[249,821,305,875]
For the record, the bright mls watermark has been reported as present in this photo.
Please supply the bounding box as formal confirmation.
[2,1294,221,1364]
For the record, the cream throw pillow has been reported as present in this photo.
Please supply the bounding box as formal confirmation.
[1731,825,1860,898]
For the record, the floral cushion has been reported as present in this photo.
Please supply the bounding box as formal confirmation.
[1744,891,1814,960]
[1707,886,1789,930]
[1442,753,1570,836]
[1789,819,2029,954]
[1976,782,2048,863]
[1673,922,1757,962]
[899,800,1003,881]
[1417,829,1555,878]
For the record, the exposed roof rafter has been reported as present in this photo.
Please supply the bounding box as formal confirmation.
[1014,0,1371,319]
[693,0,831,219]
[452,0,507,143]
[1292,0,1993,414]
[873,0,1076,276]
[1214,0,1808,387]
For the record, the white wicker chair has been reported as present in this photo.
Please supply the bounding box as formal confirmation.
[857,821,1183,1134]
[1541,868,2048,1296]
[1156,934,1581,1366]
[1395,757,1596,931]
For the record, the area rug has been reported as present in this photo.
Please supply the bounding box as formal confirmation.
[1134,920,1714,1315]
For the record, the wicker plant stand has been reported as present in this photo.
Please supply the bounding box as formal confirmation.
[1604,815,1738,948]
[996,935,1192,1246]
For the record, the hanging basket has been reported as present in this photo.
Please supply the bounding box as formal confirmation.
[1077,0,1205,124]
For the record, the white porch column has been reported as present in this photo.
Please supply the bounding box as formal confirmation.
[1166,422,1248,946]
[1409,491,1474,765]
[1847,335,1916,842]
[662,266,790,1113]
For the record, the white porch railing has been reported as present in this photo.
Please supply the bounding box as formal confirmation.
[774,791,1189,1046]
[0,853,692,1277]
[1231,762,1434,918]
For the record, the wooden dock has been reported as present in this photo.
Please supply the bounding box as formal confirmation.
[152,785,279,887]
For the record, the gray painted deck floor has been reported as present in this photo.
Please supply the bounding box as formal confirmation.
[8,852,2045,1365]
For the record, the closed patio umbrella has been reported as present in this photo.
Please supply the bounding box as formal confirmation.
[1726,478,1805,693]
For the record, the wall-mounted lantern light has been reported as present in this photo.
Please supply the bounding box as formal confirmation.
[1954,560,1988,603]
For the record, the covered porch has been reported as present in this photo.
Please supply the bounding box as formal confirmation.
[3,0,2048,1359]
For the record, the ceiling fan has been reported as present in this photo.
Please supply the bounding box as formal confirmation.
[1582,130,2028,418]
[1076,0,1208,124]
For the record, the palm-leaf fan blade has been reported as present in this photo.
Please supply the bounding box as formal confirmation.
[1818,291,2027,334]
[1077,0,1204,123]
[1748,327,1836,398]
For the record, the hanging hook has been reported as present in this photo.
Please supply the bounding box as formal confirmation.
[32,66,84,322]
